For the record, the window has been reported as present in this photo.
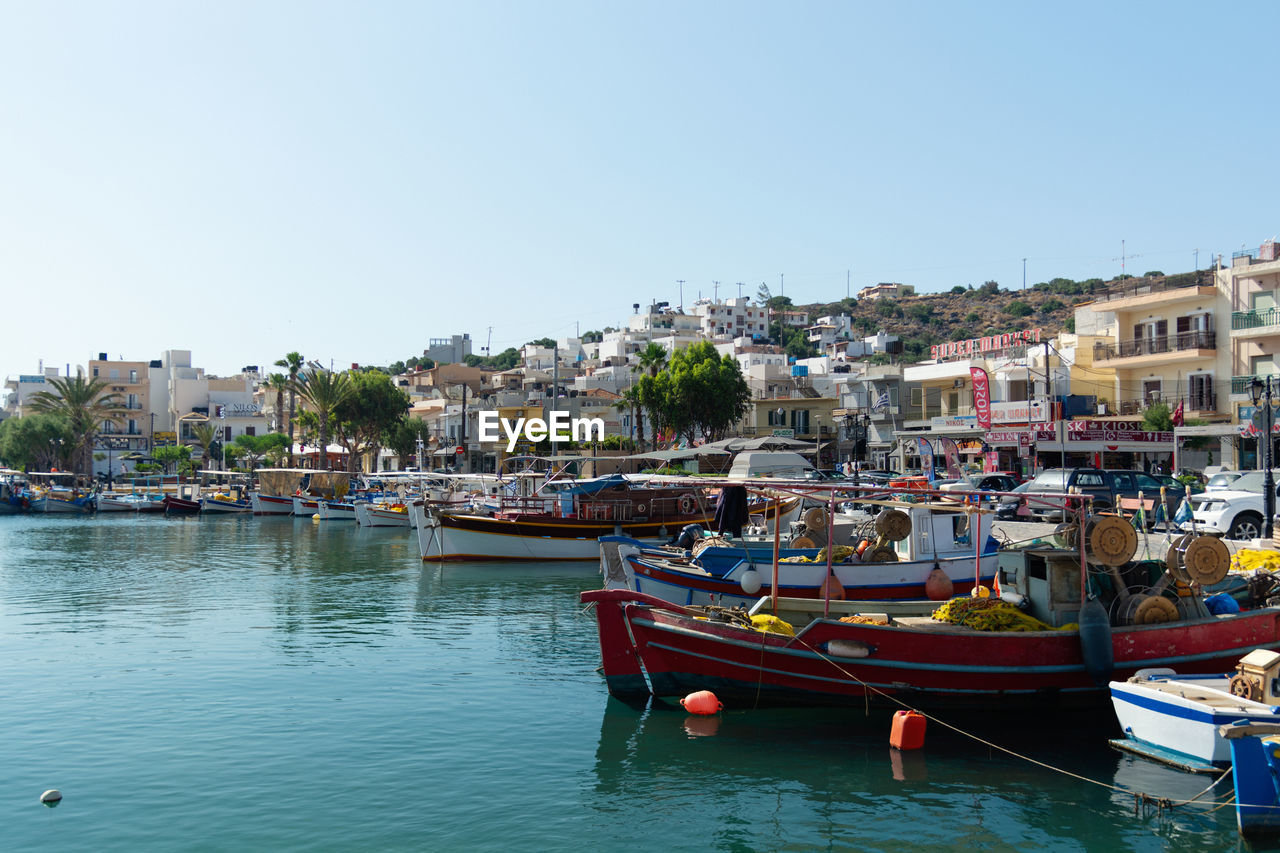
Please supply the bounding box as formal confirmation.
[910,387,923,407]
[1009,379,1029,401]
[1135,474,1163,491]
[245,426,256,437]
[92,367,99,377]
[790,409,810,434]
[128,419,137,434]
[109,368,119,379]
[129,369,138,383]
[1142,379,1162,403]
[1109,472,1135,491]
[1075,472,1105,487]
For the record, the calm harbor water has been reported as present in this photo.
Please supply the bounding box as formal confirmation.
[0,514,1271,852]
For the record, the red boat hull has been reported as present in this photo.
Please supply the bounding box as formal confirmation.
[162,495,201,515]
[581,589,1280,710]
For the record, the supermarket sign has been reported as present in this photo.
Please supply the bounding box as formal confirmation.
[931,328,1043,361]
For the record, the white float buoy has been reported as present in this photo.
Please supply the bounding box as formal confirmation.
[40,789,62,805]
[739,569,762,595]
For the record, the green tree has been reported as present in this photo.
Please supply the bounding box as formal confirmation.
[1141,401,1174,432]
[614,385,645,451]
[292,368,355,470]
[526,337,557,348]
[274,352,305,465]
[950,285,966,294]
[654,341,750,443]
[0,413,75,471]
[25,375,126,479]
[191,422,220,476]
[383,417,433,470]
[1003,300,1034,317]
[152,444,193,474]
[233,433,290,470]
[636,341,669,378]
[333,370,410,473]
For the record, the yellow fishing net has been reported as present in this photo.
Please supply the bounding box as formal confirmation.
[750,614,795,636]
[779,545,856,564]
[1232,549,1280,574]
[931,597,1075,632]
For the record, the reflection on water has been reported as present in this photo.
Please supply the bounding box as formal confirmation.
[0,514,1261,852]
[589,699,1249,851]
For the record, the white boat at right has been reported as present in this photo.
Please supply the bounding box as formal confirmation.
[1110,649,1280,771]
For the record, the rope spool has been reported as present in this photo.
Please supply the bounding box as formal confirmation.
[863,545,898,563]
[875,508,912,542]
[1086,514,1138,567]
[803,506,828,531]
[1181,535,1231,586]
[1133,594,1179,625]
[792,536,817,549]
[1052,522,1078,551]
[1165,533,1191,582]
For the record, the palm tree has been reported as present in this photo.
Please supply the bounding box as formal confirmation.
[191,422,219,479]
[26,375,125,480]
[636,341,668,378]
[265,373,289,438]
[291,368,354,470]
[613,386,644,452]
[274,352,305,464]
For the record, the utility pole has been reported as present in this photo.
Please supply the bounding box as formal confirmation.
[780,273,785,300]
[1045,341,1063,469]
[846,269,850,300]
[1022,258,1027,290]
[736,281,744,300]
[712,280,720,302]
[1194,248,1199,271]
[677,280,685,312]
[460,383,468,474]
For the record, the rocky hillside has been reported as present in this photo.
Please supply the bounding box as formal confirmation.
[795,270,1208,362]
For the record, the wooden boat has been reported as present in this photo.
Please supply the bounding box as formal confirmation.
[581,510,1280,710]
[1109,649,1280,772]
[163,483,202,515]
[95,492,141,512]
[414,474,799,561]
[602,503,996,608]
[1221,720,1280,836]
[25,473,92,513]
[251,468,310,515]
[355,500,411,527]
[201,493,252,513]
[0,470,26,513]
[316,499,358,521]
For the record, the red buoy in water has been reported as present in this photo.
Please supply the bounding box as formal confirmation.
[924,567,954,601]
[680,690,723,715]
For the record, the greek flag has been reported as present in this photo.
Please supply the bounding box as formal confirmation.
[872,391,890,411]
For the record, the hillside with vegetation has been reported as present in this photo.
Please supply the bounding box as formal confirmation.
[769,269,1211,362]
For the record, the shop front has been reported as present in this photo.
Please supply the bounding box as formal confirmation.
[1033,420,1175,474]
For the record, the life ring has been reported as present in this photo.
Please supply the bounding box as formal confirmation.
[679,494,696,514]
[635,503,647,514]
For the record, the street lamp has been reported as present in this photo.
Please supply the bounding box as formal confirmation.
[1251,377,1276,540]
[844,410,870,502]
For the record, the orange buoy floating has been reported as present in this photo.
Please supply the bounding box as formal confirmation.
[889,710,927,750]
[680,690,723,716]
[924,566,954,601]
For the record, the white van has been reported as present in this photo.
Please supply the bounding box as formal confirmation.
[727,451,814,479]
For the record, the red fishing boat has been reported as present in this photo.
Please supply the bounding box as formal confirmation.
[582,496,1280,710]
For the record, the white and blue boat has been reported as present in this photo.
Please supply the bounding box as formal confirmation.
[1110,650,1280,773]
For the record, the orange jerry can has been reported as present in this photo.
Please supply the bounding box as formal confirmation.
[889,710,926,750]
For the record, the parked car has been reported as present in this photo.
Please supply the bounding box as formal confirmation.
[995,481,1034,520]
[1184,470,1280,540]
[1205,471,1243,492]
[1151,473,1204,496]
[1013,468,1179,524]
[936,473,1022,505]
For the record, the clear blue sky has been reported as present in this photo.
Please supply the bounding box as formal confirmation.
[1,1,1276,380]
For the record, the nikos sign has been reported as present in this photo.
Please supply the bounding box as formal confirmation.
[477,410,605,453]
[931,328,1043,361]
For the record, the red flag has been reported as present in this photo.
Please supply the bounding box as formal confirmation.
[1172,399,1184,426]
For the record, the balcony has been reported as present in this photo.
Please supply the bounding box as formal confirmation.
[1232,306,1280,336]
[1232,374,1280,398]
[1092,330,1216,365]
[1116,392,1219,416]
[1090,275,1216,311]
